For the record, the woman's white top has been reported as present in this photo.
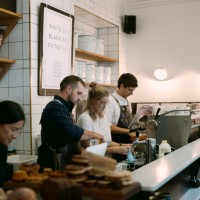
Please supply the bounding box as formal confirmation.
[77,110,112,146]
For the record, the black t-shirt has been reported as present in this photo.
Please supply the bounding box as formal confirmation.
[0,144,7,187]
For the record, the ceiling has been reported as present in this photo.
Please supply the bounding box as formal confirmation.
[127,0,199,9]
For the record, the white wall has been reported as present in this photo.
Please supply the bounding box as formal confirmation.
[126,1,200,103]
[28,0,127,154]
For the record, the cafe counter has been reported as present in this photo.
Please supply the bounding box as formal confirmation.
[131,138,200,199]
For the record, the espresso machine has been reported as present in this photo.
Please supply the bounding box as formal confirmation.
[146,108,200,187]
[146,109,192,149]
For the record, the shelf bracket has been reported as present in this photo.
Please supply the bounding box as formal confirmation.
[0,62,11,80]
[0,18,18,43]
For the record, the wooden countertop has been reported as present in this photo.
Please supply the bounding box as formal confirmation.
[132,139,200,192]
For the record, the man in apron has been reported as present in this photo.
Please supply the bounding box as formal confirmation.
[105,73,138,162]
[37,75,104,172]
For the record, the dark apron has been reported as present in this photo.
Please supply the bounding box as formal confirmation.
[111,95,132,162]
[37,100,81,172]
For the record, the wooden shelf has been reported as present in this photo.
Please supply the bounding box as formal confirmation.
[0,8,21,80]
[0,58,15,80]
[75,48,118,63]
[0,8,22,42]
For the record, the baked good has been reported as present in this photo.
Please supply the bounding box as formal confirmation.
[43,167,53,175]
[105,170,134,186]
[6,187,37,200]
[19,163,40,175]
[40,178,82,200]
[65,164,87,182]
[50,170,67,177]
[71,154,90,165]
[12,170,28,182]
[25,174,48,183]
[83,179,97,187]
[0,188,6,200]
[65,164,86,175]
[97,180,110,189]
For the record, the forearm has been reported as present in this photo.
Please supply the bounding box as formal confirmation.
[110,124,129,134]
[80,130,103,141]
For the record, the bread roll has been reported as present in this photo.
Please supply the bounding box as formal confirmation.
[7,187,37,200]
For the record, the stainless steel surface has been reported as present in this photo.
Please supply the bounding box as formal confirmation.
[147,113,192,149]
[146,138,156,164]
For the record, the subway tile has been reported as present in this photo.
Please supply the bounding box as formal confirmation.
[9,69,23,87]
[109,27,119,34]
[63,1,70,13]
[108,34,118,45]
[9,42,23,60]
[11,60,23,70]
[23,0,29,14]
[31,135,38,152]
[9,87,24,104]
[0,43,8,58]
[23,114,30,132]
[0,74,8,87]
[31,14,39,25]
[23,14,29,23]
[30,0,40,15]
[23,59,29,69]
[9,24,23,42]
[31,23,39,42]
[24,105,31,115]
[23,41,30,59]
[32,113,41,132]
[0,89,9,99]
[31,104,42,115]
[41,96,52,106]
[31,59,38,70]
[23,23,29,41]
[23,68,30,87]
[24,133,31,151]
[16,0,23,13]
[31,41,38,60]
[23,87,30,104]
[31,86,42,104]
[31,68,38,87]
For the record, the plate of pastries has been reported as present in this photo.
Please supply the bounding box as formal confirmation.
[4,154,137,200]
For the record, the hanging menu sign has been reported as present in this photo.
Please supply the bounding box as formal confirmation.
[39,3,74,95]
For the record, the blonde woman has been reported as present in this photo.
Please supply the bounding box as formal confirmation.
[77,82,132,160]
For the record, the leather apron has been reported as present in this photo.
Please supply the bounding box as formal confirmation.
[38,99,80,171]
[111,95,132,162]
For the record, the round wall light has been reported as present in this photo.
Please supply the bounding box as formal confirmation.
[154,68,168,80]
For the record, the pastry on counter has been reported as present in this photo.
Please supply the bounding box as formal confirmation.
[6,187,37,200]
[40,177,82,200]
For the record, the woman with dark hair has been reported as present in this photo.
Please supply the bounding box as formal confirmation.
[0,100,25,186]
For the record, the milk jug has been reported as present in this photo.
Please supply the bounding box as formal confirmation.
[159,140,171,158]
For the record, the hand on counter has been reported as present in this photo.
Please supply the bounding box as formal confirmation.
[128,132,136,142]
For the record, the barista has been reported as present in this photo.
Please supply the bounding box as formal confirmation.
[0,101,25,186]
[105,73,138,161]
[37,75,104,171]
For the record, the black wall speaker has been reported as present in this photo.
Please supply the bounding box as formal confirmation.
[124,15,136,34]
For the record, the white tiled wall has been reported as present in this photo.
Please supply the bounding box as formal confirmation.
[0,0,127,155]
[0,0,31,154]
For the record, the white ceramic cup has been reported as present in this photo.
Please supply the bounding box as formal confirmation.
[116,163,130,170]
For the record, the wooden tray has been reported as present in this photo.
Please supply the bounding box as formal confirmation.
[82,182,141,200]
[4,180,141,200]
